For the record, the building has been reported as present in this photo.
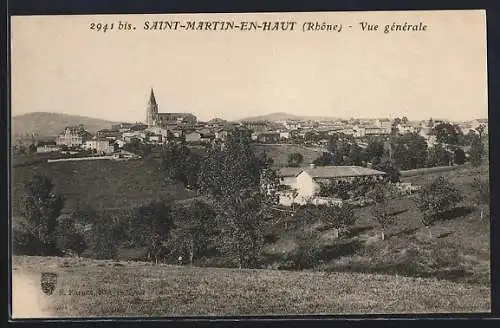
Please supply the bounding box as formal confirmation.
[56,125,90,147]
[36,144,60,153]
[257,132,280,144]
[83,138,115,155]
[185,131,202,143]
[146,88,197,127]
[365,127,390,136]
[242,121,269,133]
[276,164,387,206]
[352,126,366,138]
[96,129,121,139]
[111,122,135,131]
[214,129,229,141]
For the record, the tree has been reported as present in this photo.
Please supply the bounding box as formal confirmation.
[427,143,450,167]
[414,176,463,237]
[130,201,175,263]
[321,204,357,232]
[55,216,87,256]
[161,143,201,188]
[471,177,489,221]
[287,152,304,167]
[368,185,397,241]
[391,118,402,135]
[168,200,218,265]
[476,124,486,141]
[454,148,466,165]
[402,116,408,124]
[17,174,64,255]
[28,143,37,154]
[313,152,334,166]
[363,140,384,164]
[198,128,277,268]
[392,133,428,169]
[433,123,460,145]
[470,136,484,167]
[346,144,364,166]
[90,212,121,260]
[71,204,98,225]
[393,143,410,170]
[215,190,268,268]
[373,160,400,183]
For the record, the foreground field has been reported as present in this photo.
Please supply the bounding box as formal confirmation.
[11,256,490,318]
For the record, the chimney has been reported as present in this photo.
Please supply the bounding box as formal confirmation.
[309,163,316,169]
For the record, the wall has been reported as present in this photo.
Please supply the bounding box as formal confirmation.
[295,171,320,204]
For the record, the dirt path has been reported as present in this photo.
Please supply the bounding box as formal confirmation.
[11,269,55,318]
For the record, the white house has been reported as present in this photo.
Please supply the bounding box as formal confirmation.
[352,126,366,138]
[280,131,290,140]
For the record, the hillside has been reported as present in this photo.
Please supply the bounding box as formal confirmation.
[11,112,121,137]
[12,255,490,317]
[11,157,196,216]
[240,112,341,122]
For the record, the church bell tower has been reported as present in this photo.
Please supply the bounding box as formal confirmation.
[146,88,158,127]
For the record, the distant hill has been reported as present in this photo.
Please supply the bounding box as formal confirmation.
[11,112,121,137]
[240,112,341,122]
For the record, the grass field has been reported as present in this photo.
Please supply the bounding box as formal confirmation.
[11,156,196,216]
[11,255,490,317]
[254,144,322,167]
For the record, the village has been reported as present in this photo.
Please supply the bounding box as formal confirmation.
[14,88,488,209]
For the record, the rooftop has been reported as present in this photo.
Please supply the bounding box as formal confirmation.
[278,165,386,178]
[306,166,387,178]
[278,167,304,177]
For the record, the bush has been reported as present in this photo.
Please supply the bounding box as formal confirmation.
[414,176,463,227]
[55,216,87,256]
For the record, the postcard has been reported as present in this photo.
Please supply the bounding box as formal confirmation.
[10,10,490,318]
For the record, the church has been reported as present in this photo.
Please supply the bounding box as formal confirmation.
[146,88,197,128]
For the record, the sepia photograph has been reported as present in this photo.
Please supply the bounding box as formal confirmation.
[9,9,490,318]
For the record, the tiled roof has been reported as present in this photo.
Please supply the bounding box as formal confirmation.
[278,167,303,177]
[306,166,386,178]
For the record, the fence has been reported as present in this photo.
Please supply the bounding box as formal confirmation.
[47,156,114,163]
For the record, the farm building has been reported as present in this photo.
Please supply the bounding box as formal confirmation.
[275,164,388,206]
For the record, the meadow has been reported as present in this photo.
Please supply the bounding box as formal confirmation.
[11,255,490,317]
[11,156,196,216]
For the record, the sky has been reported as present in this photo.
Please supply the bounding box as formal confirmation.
[11,10,488,123]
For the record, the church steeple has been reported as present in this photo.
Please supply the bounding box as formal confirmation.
[146,88,159,126]
[148,88,157,106]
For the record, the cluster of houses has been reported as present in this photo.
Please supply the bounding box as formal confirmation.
[30,88,487,166]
